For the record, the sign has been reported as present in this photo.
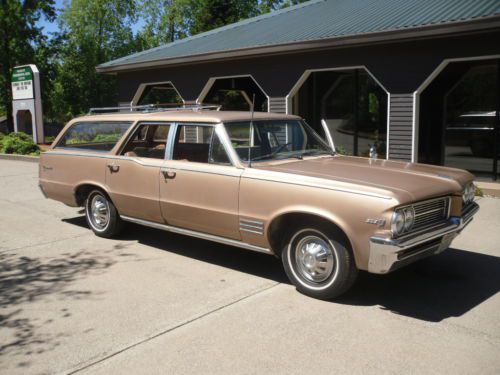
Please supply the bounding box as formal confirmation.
[11,65,44,144]
[11,66,34,100]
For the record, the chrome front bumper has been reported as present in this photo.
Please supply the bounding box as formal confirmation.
[368,202,479,274]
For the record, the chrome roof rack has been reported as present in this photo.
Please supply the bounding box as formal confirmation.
[87,103,222,115]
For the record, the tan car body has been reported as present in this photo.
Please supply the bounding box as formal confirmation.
[39,110,479,274]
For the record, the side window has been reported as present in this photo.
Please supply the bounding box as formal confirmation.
[173,125,231,165]
[121,123,171,159]
[56,122,131,151]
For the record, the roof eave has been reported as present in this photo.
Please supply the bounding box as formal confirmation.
[96,16,500,74]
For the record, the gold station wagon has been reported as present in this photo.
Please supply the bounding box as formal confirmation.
[39,105,479,299]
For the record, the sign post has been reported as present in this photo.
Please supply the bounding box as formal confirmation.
[11,65,44,143]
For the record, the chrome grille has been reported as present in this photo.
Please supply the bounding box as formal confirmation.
[412,197,450,231]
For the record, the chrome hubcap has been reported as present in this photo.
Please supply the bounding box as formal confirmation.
[90,195,109,230]
[295,235,334,283]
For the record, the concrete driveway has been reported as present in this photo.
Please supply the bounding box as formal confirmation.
[1,159,499,375]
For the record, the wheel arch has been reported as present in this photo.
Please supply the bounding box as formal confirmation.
[266,208,356,260]
[74,181,112,207]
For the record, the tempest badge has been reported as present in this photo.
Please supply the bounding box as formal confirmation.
[365,218,386,226]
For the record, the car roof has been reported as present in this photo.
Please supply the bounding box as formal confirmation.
[73,110,301,124]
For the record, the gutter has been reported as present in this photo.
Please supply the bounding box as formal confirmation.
[96,16,500,74]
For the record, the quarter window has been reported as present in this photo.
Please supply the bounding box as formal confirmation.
[56,122,131,151]
[173,125,231,165]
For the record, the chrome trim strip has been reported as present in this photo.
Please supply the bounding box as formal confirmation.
[414,207,445,216]
[43,152,164,168]
[163,164,242,178]
[240,223,264,230]
[240,218,264,225]
[239,228,264,235]
[121,215,272,254]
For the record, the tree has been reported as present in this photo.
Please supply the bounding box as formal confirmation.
[0,0,55,132]
[187,0,259,35]
[136,0,190,50]
[51,0,138,121]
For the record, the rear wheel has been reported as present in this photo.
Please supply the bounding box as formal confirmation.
[282,223,358,299]
[84,189,123,238]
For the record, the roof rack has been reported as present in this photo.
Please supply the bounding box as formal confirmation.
[87,103,222,115]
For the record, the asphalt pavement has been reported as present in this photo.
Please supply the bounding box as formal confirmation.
[1,159,499,375]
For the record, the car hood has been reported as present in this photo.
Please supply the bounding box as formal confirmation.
[254,155,474,203]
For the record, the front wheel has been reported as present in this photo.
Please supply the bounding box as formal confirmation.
[282,224,358,299]
[84,189,123,238]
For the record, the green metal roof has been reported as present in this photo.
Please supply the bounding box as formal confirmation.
[98,0,500,72]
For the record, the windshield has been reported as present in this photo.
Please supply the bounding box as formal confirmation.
[224,120,332,163]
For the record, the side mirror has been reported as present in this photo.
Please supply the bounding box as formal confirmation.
[320,119,336,152]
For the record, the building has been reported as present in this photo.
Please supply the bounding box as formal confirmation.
[97,0,500,180]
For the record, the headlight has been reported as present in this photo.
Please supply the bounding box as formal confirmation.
[403,207,415,231]
[462,183,475,204]
[391,210,405,236]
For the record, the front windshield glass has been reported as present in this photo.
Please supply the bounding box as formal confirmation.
[224,120,332,163]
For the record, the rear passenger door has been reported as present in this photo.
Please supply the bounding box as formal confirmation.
[160,123,242,240]
[105,122,171,223]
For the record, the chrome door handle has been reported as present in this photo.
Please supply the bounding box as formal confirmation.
[107,164,120,173]
[161,169,176,179]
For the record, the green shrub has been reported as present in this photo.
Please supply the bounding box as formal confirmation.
[1,132,40,155]
[45,135,55,143]
[92,133,122,143]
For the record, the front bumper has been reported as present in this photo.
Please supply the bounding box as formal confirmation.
[368,202,479,274]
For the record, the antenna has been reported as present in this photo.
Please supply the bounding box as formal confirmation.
[247,94,256,168]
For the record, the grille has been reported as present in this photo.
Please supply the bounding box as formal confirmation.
[412,197,450,232]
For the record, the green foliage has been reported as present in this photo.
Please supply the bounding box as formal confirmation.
[188,0,259,35]
[45,135,56,143]
[0,132,41,155]
[475,185,484,197]
[136,0,190,49]
[49,0,139,122]
[0,0,55,131]
[1,0,310,128]
[335,144,349,156]
[91,133,122,143]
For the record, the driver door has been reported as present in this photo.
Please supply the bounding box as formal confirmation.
[159,123,243,240]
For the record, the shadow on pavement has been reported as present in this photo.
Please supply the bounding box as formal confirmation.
[338,248,500,322]
[0,245,114,363]
[65,216,500,323]
[63,215,289,284]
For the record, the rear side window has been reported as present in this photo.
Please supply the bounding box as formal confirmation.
[56,122,131,152]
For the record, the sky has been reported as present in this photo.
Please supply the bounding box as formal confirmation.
[37,0,145,37]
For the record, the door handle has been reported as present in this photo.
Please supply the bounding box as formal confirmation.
[161,169,176,180]
[107,164,120,173]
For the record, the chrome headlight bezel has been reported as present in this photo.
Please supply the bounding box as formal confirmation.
[403,207,415,232]
[462,183,475,205]
[391,210,405,236]
[391,207,415,237]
